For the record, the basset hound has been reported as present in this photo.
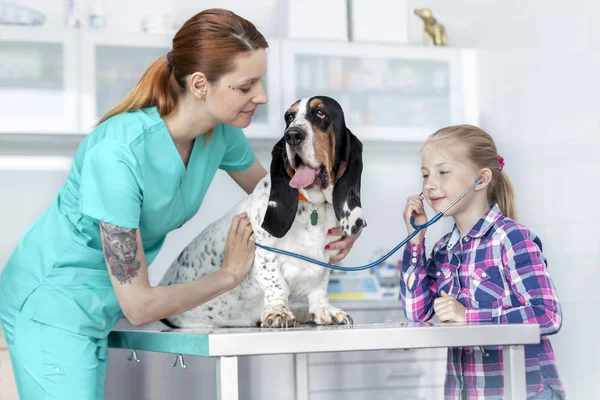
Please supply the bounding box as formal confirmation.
[159,96,366,328]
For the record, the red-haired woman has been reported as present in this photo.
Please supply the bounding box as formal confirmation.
[0,9,358,399]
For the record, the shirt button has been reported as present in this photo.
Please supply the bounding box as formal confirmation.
[482,272,487,277]
[55,367,60,373]
[464,237,470,242]
[412,252,417,256]
[411,258,417,263]
[436,271,441,277]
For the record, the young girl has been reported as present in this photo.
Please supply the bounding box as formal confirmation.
[400,125,565,399]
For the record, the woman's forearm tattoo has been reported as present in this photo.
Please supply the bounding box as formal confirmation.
[100,222,141,284]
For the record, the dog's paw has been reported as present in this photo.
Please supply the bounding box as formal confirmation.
[339,205,366,236]
[310,306,353,326]
[260,305,296,328]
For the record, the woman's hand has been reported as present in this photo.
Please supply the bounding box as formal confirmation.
[221,213,256,287]
[325,227,362,264]
[403,194,428,245]
[433,290,466,323]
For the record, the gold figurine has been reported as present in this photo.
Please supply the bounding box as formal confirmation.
[414,8,447,46]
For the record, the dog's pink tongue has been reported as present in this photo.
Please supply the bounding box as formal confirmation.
[289,164,319,189]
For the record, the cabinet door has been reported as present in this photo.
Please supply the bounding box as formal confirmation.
[79,31,172,132]
[283,41,477,142]
[0,28,78,134]
[243,39,283,140]
[80,33,282,139]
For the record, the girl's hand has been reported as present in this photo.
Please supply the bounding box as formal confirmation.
[325,227,362,264]
[433,290,466,323]
[403,194,427,244]
[221,213,256,287]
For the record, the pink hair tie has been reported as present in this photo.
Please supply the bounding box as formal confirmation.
[498,156,505,172]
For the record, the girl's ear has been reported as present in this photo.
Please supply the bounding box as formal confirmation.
[475,168,493,189]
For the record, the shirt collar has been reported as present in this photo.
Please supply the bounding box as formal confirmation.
[444,204,504,250]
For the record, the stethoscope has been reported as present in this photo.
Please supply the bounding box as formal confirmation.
[255,177,484,272]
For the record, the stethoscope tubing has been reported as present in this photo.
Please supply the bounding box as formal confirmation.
[255,178,482,272]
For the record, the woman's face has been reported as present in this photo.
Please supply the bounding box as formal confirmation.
[205,49,268,128]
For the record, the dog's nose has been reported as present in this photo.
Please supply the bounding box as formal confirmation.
[284,129,305,146]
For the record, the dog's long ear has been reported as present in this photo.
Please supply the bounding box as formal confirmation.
[332,128,366,236]
[261,138,298,238]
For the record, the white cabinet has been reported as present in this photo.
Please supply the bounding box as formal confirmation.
[0,29,477,142]
[302,302,446,400]
[79,33,282,138]
[282,40,478,142]
[0,27,79,134]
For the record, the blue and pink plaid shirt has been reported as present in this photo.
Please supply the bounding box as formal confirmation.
[400,204,565,399]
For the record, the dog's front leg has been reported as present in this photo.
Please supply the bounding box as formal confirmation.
[253,250,296,328]
[307,277,353,326]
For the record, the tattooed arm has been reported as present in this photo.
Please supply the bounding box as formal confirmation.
[100,213,256,326]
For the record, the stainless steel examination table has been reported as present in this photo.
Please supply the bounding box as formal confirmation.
[108,320,540,400]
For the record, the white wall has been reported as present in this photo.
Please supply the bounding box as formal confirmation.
[3,0,600,399]
[407,0,600,398]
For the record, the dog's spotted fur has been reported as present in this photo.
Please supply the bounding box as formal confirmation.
[160,96,365,328]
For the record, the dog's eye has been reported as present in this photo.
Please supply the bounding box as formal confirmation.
[286,113,294,123]
[316,109,326,119]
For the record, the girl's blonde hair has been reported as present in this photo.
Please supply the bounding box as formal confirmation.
[423,124,518,221]
[97,9,268,127]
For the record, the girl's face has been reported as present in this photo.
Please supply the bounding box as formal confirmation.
[420,142,482,217]
[205,49,268,128]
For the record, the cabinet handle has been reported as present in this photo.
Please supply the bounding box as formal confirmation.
[170,354,187,369]
[127,350,140,363]
[386,369,423,380]
[385,348,411,353]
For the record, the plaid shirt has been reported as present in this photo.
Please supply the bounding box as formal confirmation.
[400,204,565,399]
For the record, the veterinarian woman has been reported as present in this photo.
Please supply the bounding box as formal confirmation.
[0,9,360,400]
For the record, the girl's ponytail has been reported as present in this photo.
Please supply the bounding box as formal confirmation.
[489,171,517,221]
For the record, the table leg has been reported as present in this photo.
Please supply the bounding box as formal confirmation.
[503,345,526,400]
[217,356,239,400]
[294,353,309,400]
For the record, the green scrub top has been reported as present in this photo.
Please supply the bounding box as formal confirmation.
[0,106,255,338]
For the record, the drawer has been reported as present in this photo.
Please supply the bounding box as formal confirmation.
[309,347,446,364]
[308,360,446,392]
[310,387,435,400]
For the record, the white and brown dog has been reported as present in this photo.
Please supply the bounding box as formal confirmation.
[159,96,366,328]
